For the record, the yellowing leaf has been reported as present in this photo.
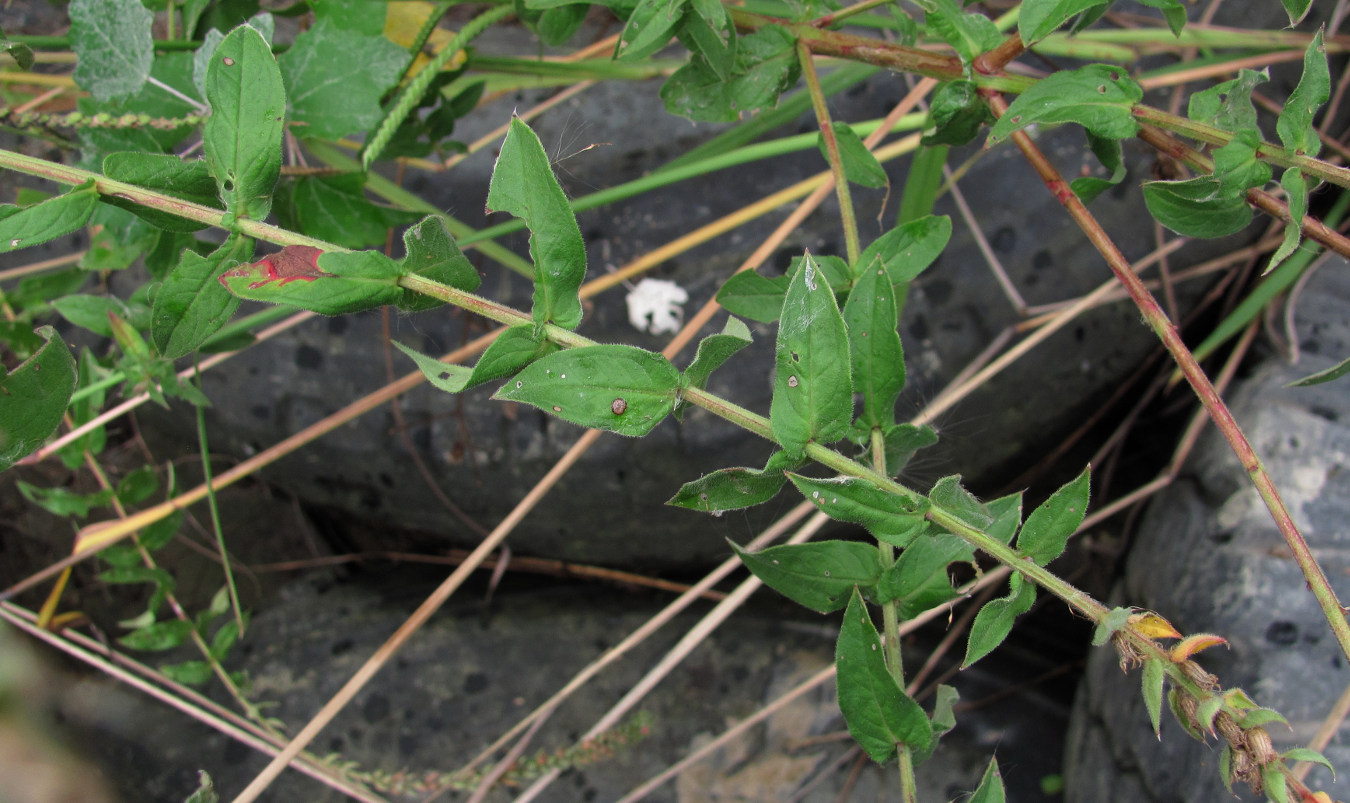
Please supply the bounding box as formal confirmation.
[1169,633,1228,663]
[385,2,467,78]
[1128,611,1182,640]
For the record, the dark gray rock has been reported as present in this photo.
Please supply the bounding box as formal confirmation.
[1064,258,1350,801]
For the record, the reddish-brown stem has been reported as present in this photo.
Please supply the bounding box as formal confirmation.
[979,85,1350,665]
[973,33,1026,74]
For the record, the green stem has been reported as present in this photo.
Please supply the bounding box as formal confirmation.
[1131,104,1350,190]
[811,0,901,28]
[361,3,514,169]
[797,40,860,265]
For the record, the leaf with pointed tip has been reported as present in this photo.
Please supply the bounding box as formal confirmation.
[203,24,285,220]
[669,450,802,512]
[984,492,1023,545]
[1135,0,1187,36]
[969,757,1007,803]
[1288,356,1350,387]
[1072,131,1126,204]
[771,254,853,458]
[660,25,799,124]
[1266,168,1308,275]
[866,423,939,474]
[836,587,934,762]
[845,255,904,429]
[1016,466,1090,565]
[1210,129,1272,198]
[275,173,421,250]
[487,118,586,333]
[682,316,753,396]
[153,236,252,359]
[218,247,404,315]
[857,215,951,292]
[922,81,993,148]
[988,65,1143,145]
[1280,0,1312,26]
[913,0,1000,64]
[493,345,679,437]
[1277,28,1329,160]
[1142,657,1165,738]
[732,540,882,614]
[616,0,686,62]
[1018,0,1106,45]
[788,473,929,547]
[963,574,1036,667]
[397,326,558,395]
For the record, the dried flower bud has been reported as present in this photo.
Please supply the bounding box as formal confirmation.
[1179,659,1219,690]
[1246,727,1277,764]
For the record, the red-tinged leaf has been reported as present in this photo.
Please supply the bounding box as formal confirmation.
[1169,633,1228,662]
[218,246,403,315]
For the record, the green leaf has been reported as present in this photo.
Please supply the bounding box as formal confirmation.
[116,465,160,506]
[921,81,993,147]
[1071,131,1127,204]
[70,0,154,102]
[988,65,1143,145]
[877,532,974,619]
[102,153,222,232]
[218,246,403,315]
[1288,355,1350,387]
[913,0,1001,64]
[1016,466,1089,565]
[1281,747,1335,777]
[1142,656,1165,738]
[492,345,680,437]
[153,237,251,359]
[787,473,930,547]
[538,5,590,46]
[733,541,882,613]
[119,619,195,652]
[616,0,687,62]
[969,757,1007,803]
[1133,0,1187,36]
[678,11,735,82]
[0,181,99,256]
[51,294,146,339]
[1263,764,1290,803]
[81,203,161,272]
[1280,0,1312,26]
[1277,28,1328,159]
[898,145,947,224]
[819,122,887,189]
[1091,606,1132,646]
[313,0,388,34]
[678,317,752,420]
[279,19,410,140]
[715,271,789,323]
[57,350,112,469]
[396,326,558,394]
[836,587,933,762]
[0,31,34,71]
[163,661,215,687]
[929,475,993,529]
[1210,129,1273,198]
[275,173,421,250]
[858,215,952,289]
[660,25,799,123]
[17,482,114,518]
[668,450,802,512]
[0,327,76,473]
[963,573,1035,667]
[1017,0,1104,44]
[918,684,959,764]
[397,216,482,310]
[771,253,853,458]
[203,24,285,220]
[1266,168,1308,274]
[1143,176,1253,238]
[487,117,587,333]
[844,255,904,429]
[1188,69,1267,135]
